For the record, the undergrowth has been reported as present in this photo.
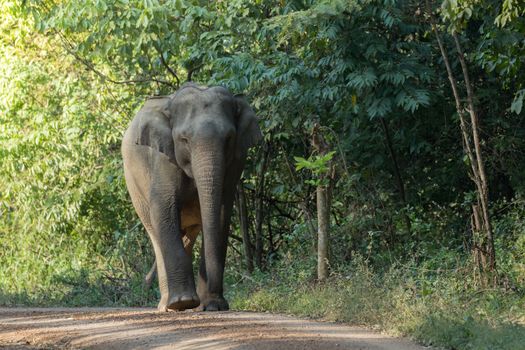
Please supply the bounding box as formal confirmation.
[226,255,525,350]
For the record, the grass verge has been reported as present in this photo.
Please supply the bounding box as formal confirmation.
[227,257,525,350]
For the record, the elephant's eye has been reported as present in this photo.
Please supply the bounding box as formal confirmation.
[179,136,189,145]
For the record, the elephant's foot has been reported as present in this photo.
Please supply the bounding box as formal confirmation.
[195,296,229,311]
[158,293,200,312]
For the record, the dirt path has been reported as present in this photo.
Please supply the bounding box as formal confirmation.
[0,308,429,349]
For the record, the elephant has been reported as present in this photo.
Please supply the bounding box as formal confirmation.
[121,83,262,311]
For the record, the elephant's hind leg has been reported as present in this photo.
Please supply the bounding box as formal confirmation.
[123,146,158,290]
[182,224,201,256]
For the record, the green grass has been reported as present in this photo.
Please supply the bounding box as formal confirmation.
[226,257,525,350]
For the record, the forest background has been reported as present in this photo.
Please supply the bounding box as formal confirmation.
[1,1,525,349]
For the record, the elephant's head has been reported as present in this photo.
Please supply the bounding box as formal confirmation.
[165,84,262,182]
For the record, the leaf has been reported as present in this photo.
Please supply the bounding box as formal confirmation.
[510,89,524,114]
[294,156,309,170]
[367,98,392,118]
[320,151,336,163]
[347,68,378,90]
[395,89,430,113]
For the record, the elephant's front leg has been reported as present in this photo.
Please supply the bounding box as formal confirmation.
[196,198,234,311]
[149,193,199,311]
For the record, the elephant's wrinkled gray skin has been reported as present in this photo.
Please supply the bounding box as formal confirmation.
[122,83,262,311]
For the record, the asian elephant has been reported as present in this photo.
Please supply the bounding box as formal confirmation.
[121,83,262,311]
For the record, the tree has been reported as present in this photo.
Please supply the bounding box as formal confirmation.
[295,126,336,281]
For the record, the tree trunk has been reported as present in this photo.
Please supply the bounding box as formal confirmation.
[380,117,411,237]
[236,181,253,273]
[427,3,496,283]
[267,210,275,257]
[452,34,496,277]
[312,124,332,282]
[317,185,329,281]
[254,141,270,269]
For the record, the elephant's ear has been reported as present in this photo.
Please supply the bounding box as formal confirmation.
[135,101,176,163]
[235,95,263,157]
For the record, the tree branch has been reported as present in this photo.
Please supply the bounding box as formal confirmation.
[55,30,177,88]
[155,46,180,87]
[187,64,203,82]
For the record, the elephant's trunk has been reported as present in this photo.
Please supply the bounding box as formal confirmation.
[192,140,226,295]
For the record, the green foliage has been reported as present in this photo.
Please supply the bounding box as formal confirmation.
[0,0,155,306]
[496,0,525,27]
[1,1,525,350]
[440,0,525,114]
[294,151,335,186]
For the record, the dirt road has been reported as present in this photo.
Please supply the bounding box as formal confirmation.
[0,308,429,349]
